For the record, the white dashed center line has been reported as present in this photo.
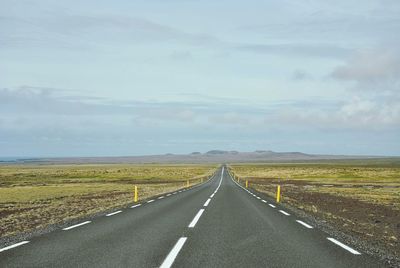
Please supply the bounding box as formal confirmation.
[147,199,155,203]
[296,220,313,229]
[188,209,205,228]
[269,204,276,208]
[160,237,187,268]
[131,204,142,208]
[261,200,267,203]
[203,198,211,207]
[167,194,172,197]
[327,238,361,255]
[106,210,122,217]
[158,196,164,199]
[279,210,290,216]
[62,221,91,231]
[0,241,30,253]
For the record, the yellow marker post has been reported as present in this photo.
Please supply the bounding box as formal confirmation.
[246,180,248,188]
[134,186,138,202]
[276,185,281,203]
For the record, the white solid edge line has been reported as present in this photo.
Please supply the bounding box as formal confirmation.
[327,237,361,255]
[269,204,276,208]
[147,199,155,203]
[296,220,313,229]
[106,210,122,217]
[159,237,187,268]
[0,241,30,253]
[203,199,211,207]
[188,209,205,228]
[63,221,91,231]
[279,210,290,216]
[131,204,142,208]
[261,200,267,203]
[256,196,261,199]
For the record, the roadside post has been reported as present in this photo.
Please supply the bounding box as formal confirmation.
[276,185,281,203]
[134,186,138,202]
[246,180,248,188]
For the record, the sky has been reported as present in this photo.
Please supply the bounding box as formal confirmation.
[1,0,399,157]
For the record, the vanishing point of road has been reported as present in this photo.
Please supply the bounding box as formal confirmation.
[0,166,386,267]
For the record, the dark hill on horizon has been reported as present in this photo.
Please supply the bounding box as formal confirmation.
[4,150,394,164]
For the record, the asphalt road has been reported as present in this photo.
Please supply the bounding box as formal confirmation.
[0,166,386,267]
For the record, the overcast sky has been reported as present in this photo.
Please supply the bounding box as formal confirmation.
[1,0,399,157]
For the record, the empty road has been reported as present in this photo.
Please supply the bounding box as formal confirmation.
[0,166,386,267]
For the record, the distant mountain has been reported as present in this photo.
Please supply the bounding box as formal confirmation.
[254,150,274,153]
[6,150,392,164]
[206,150,239,155]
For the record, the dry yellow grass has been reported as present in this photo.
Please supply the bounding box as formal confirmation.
[0,164,214,186]
[232,163,400,184]
[230,160,400,207]
[0,164,217,238]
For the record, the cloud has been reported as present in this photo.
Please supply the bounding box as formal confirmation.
[236,43,352,58]
[333,50,400,81]
[338,96,400,127]
[0,87,220,123]
[2,86,399,133]
[241,7,400,44]
[0,6,358,59]
[291,69,313,81]
[331,49,400,87]
[271,96,400,129]
[208,112,250,125]
[133,108,197,124]
[0,13,221,50]
[170,51,192,61]
[0,86,118,115]
[1,86,399,156]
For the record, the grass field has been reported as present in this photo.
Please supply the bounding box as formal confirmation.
[229,159,400,256]
[0,164,216,238]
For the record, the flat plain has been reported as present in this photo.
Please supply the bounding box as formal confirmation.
[230,158,400,258]
[0,164,216,238]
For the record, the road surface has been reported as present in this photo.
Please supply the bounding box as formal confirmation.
[0,166,386,267]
